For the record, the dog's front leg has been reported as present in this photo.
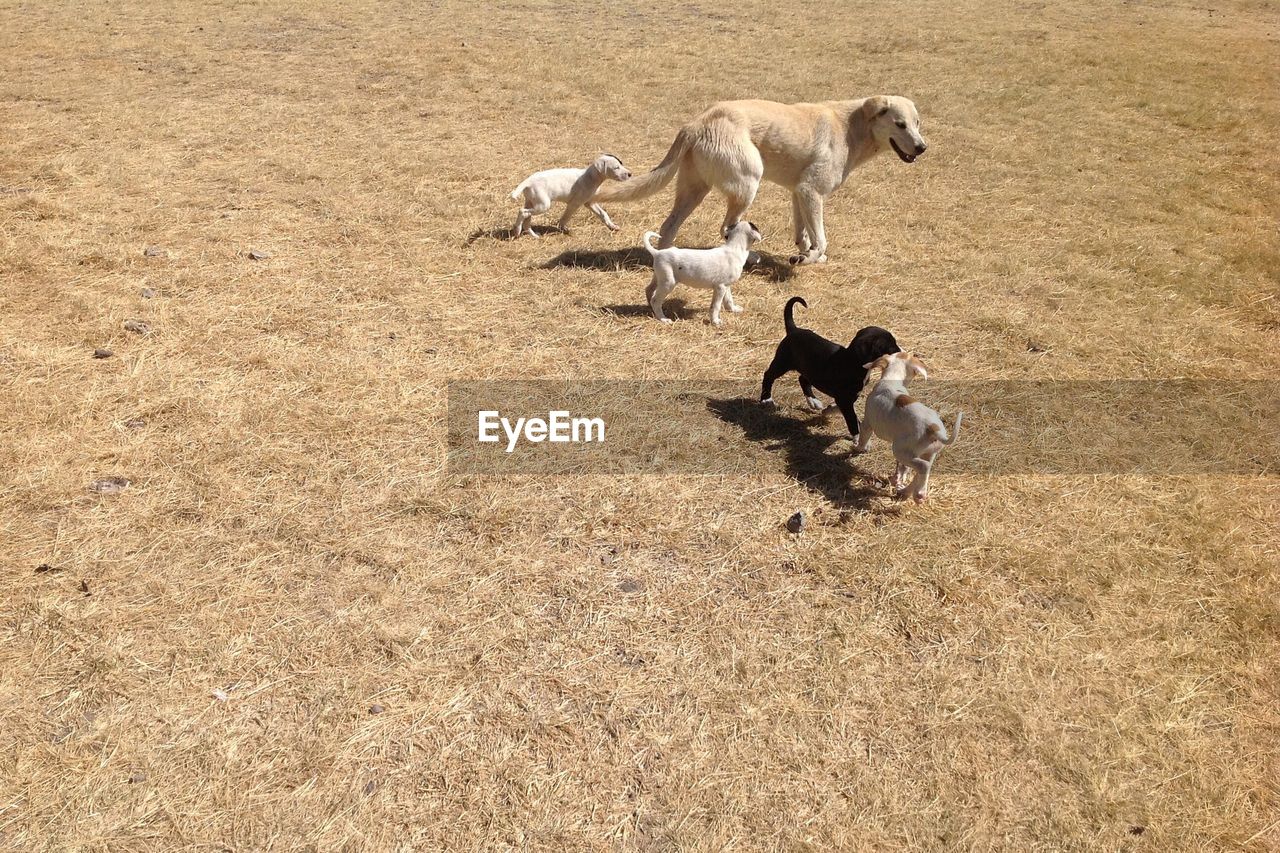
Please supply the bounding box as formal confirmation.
[557,202,583,234]
[835,396,862,447]
[589,203,620,232]
[791,192,811,254]
[709,286,728,326]
[789,188,828,265]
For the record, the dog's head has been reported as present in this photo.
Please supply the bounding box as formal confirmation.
[848,326,901,371]
[862,96,928,164]
[726,220,763,245]
[864,350,928,381]
[595,153,632,181]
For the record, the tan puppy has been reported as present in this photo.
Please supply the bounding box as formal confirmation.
[593,96,926,265]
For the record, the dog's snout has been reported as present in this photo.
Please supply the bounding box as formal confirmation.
[915,141,928,155]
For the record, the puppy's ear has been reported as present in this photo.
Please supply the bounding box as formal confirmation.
[863,355,891,371]
[909,355,929,379]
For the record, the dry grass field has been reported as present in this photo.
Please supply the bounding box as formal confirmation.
[2,0,1278,849]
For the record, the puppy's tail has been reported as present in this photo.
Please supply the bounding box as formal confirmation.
[509,179,529,200]
[642,231,661,256]
[783,296,807,333]
[929,412,964,445]
[592,126,694,203]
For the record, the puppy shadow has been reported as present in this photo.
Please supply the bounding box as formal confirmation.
[541,247,652,272]
[707,396,889,512]
[466,225,561,244]
[599,298,701,321]
[744,252,797,283]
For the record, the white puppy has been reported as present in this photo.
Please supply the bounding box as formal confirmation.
[510,154,631,238]
[855,351,963,503]
[642,221,762,325]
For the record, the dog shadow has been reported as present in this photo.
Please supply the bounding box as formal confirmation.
[466,224,563,244]
[598,298,702,321]
[744,252,797,283]
[707,396,891,512]
[541,246,652,272]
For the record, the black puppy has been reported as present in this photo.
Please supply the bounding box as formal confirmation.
[760,296,901,442]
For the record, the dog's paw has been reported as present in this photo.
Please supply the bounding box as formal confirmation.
[760,397,777,408]
[657,317,673,324]
[710,318,723,327]
[805,396,824,412]
[729,305,743,314]
[788,254,805,266]
[606,223,621,232]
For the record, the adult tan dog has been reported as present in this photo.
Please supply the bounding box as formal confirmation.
[593,96,927,265]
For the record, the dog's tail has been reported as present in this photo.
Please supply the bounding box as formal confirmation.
[592,126,694,203]
[509,179,529,200]
[928,412,964,445]
[642,231,661,256]
[784,296,807,333]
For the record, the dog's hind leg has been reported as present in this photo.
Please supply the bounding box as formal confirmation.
[898,456,933,503]
[589,203,620,232]
[648,270,678,323]
[519,192,552,239]
[798,377,823,411]
[658,168,710,248]
[760,343,792,404]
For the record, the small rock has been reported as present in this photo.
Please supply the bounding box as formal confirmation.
[89,476,130,494]
[247,249,271,260]
[141,287,157,299]
[35,563,60,574]
[1128,826,1145,836]
[79,580,90,595]
[125,418,146,429]
[1026,338,1049,353]
[123,319,151,335]
[143,246,167,258]
[618,577,644,594]
[369,704,385,715]
[128,771,147,784]
[93,348,114,359]
[363,780,378,796]
[211,688,229,702]
[785,511,806,534]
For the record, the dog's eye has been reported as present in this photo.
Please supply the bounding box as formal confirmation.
[895,119,907,129]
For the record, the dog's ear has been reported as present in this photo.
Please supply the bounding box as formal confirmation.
[909,355,928,379]
[863,354,891,371]
[863,96,891,119]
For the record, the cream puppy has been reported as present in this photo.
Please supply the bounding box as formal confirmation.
[855,351,963,502]
[642,221,762,325]
[510,153,631,238]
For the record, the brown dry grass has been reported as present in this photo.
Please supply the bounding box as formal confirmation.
[2,0,1278,850]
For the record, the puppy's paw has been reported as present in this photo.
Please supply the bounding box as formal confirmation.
[805,396,824,412]
[788,254,806,266]
[730,305,743,313]
[657,317,673,324]
[606,223,621,232]
[525,230,540,239]
[710,318,723,327]
[760,397,777,408]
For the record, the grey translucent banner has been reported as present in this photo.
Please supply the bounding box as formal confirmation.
[447,380,1278,476]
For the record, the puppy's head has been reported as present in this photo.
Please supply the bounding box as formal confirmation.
[864,350,928,380]
[726,220,763,245]
[596,153,632,182]
[848,325,900,368]
[862,96,927,164]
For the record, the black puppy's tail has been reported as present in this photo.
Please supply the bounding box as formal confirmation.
[783,296,807,333]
